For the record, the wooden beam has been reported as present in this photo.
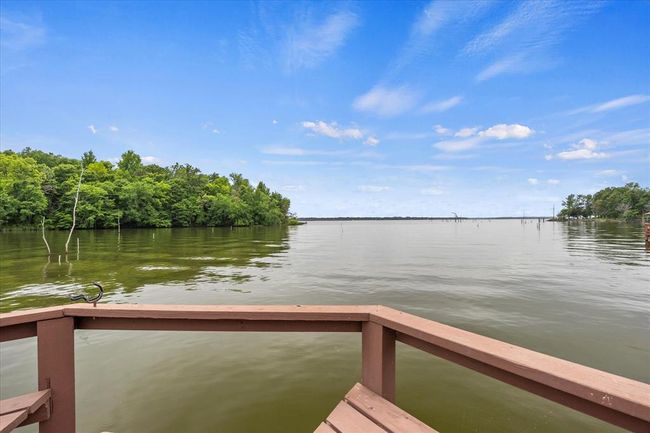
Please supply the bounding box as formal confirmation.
[76,317,361,332]
[362,321,395,402]
[0,307,64,328]
[372,306,650,430]
[0,322,36,343]
[64,304,372,322]
[37,318,75,433]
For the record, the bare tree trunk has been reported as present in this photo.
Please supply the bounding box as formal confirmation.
[65,165,84,254]
[41,216,51,255]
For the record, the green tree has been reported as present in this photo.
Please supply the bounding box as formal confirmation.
[0,153,48,225]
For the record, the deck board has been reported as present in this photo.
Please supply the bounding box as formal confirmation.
[0,390,50,416]
[0,410,28,433]
[326,401,387,433]
[345,383,437,433]
[314,422,337,433]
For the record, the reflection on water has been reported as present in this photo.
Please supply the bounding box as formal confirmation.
[562,220,649,265]
[0,221,648,433]
[0,226,290,311]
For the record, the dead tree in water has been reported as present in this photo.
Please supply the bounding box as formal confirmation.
[64,164,84,254]
[41,216,51,255]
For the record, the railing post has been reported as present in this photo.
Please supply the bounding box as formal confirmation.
[37,317,75,433]
[362,320,395,402]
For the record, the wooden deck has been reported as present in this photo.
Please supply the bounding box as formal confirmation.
[1,304,649,432]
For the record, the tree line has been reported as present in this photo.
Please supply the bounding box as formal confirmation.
[0,148,297,229]
[557,183,650,220]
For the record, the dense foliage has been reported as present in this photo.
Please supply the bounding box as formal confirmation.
[558,183,650,220]
[0,148,294,229]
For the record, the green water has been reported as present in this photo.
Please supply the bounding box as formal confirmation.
[0,220,648,433]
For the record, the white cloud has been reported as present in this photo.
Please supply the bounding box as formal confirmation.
[421,95,462,113]
[108,125,119,132]
[454,127,479,138]
[475,55,529,82]
[465,1,602,81]
[527,178,539,185]
[87,125,97,135]
[596,169,620,177]
[358,185,390,193]
[142,156,162,165]
[570,94,650,114]
[479,124,534,140]
[434,124,452,135]
[434,136,482,152]
[0,15,46,50]
[212,128,220,134]
[384,131,436,141]
[301,121,363,140]
[272,120,279,125]
[353,86,419,117]
[421,187,444,195]
[284,11,359,71]
[547,179,560,185]
[544,154,553,161]
[391,1,492,73]
[435,123,534,152]
[556,138,608,160]
[364,136,380,146]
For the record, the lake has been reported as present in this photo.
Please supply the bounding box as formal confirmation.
[0,220,648,433]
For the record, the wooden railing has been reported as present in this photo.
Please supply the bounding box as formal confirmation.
[1,304,649,432]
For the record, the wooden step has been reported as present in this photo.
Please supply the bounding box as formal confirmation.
[0,390,51,433]
[316,383,438,433]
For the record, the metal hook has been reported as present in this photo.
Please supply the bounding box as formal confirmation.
[70,282,104,307]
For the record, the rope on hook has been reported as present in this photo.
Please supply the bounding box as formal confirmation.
[70,282,104,307]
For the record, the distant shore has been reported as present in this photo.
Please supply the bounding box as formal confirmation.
[299,216,551,221]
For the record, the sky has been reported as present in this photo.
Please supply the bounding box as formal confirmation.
[1,0,649,217]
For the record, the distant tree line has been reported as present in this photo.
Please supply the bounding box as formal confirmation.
[558,183,650,220]
[0,148,296,229]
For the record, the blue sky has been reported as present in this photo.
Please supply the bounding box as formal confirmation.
[1,0,648,217]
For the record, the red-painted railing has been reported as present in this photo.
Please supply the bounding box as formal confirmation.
[1,304,649,432]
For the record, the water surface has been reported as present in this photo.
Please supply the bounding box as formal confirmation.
[1,220,648,432]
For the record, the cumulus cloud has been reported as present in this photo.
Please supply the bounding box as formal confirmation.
[478,124,534,140]
[434,123,534,152]
[109,125,119,132]
[358,185,390,193]
[364,136,380,146]
[434,136,482,152]
[421,95,462,113]
[547,179,560,185]
[302,121,363,139]
[527,178,539,185]
[434,124,452,135]
[142,156,163,165]
[556,138,608,160]
[87,125,97,134]
[596,169,620,177]
[353,86,419,117]
[454,127,479,138]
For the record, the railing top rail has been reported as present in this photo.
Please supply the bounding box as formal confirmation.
[1,303,648,426]
[0,306,65,327]
[372,306,650,423]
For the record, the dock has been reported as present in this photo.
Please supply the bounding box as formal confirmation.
[1,304,649,432]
